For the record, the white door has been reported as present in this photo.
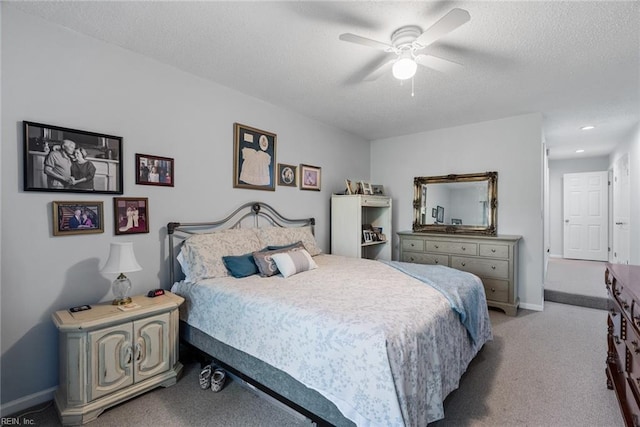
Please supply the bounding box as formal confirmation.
[613,154,630,264]
[563,171,608,261]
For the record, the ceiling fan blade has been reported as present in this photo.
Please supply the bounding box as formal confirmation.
[415,54,463,73]
[415,8,470,48]
[362,58,395,81]
[339,33,394,52]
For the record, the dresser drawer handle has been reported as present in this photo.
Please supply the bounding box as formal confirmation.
[490,288,496,293]
[410,257,415,262]
[461,262,466,267]
[434,245,439,249]
[410,243,415,247]
[434,260,439,264]
[461,247,466,251]
[491,265,496,270]
[491,249,496,253]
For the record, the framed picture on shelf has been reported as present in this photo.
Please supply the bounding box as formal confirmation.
[362,230,374,243]
[136,154,174,187]
[23,121,123,194]
[436,205,444,223]
[114,197,149,235]
[233,123,277,191]
[277,163,297,187]
[451,218,462,225]
[300,164,321,191]
[360,181,373,195]
[52,201,104,236]
[345,179,355,195]
[371,184,385,196]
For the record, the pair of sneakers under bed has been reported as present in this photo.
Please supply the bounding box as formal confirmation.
[199,364,226,392]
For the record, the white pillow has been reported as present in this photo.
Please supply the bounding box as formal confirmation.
[256,226,322,256]
[176,250,192,282]
[180,228,262,281]
[271,249,318,278]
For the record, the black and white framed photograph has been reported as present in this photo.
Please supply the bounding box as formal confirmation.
[300,164,321,191]
[371,184,385,196]
[362,230,374,243]
[360,181,373,195]
[136,154,174,187]
[436,205,445,223]
[233,123,277,191]
[23,121,123,194]
[277,163,297,187]
[52,201,104,236]
[451,218,462,225]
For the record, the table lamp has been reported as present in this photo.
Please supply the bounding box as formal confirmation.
[101,242,142,305]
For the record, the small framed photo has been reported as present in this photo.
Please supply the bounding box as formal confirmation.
[451,218,462,225]
[300,164,321,191]
[345,179,355,195]
[431,208,437,218]
[277,163,297,187]
[234,123,276,191]
[136,154,174,187]
[362,230,374,243]
[436,205,445,223]
[52,201,104,236]
[371,184,385,196]
[360,181,373,195]
[114,197,149,235]
[24,121,123,194]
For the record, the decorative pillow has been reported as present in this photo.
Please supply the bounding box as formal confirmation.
[256,226,322,256]
[266,241,304,251]
[271,249,318,278]
[222,253,259,278]
[252,242,304,277]
[180,228,262,281]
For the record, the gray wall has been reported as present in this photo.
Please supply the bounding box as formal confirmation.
[1,7,370,410]
[547,156,610,257]
[370,113,545,310]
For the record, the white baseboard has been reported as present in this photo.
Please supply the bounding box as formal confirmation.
[549,253,563,259]
[520,302,544,312]
[0,386,56,418]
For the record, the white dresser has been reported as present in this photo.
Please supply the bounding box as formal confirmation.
[398,232,521,316]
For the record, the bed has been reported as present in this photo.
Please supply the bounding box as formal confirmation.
[167,202,492,426]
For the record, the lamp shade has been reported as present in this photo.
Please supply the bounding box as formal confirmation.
[392,54,417,80]
[100,242,142,274]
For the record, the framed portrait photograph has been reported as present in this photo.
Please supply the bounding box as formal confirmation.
[345,179,355,194]
[277,163,297,187]
[436,205,445,223]
[371,184,385,196]
[24,121,123,194]
[360,181,373,195]
[300,164,321,191]
[362,230,374,243]
[233,123,276,191]
[52,201,104,236]
[451,218,462,225]
[114,197,149,235]
[136,154,174,187]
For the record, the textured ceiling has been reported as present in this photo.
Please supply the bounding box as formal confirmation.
[7,1,640,159]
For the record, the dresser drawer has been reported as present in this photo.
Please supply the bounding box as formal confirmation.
[361,196,390,207]
[451,256,509,279]
[479,243,509,259]
[401,252,448,266]
[402,239,424,252]
[426,240,478,256]
[482,278,509,303]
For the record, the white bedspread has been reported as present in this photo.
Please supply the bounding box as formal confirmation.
[172,254,492,426]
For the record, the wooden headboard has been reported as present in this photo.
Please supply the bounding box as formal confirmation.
[167,201,315,284]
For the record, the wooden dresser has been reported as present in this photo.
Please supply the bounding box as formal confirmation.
[606,263,640,426]
[398,232,521,316]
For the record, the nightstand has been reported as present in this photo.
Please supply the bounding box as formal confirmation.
[52,292,184,425]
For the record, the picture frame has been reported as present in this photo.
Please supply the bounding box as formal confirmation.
[371,184,385,196]
[436,205,445,223]
[52,201,104,236]
[23,121,123,194]
[360,181,373,195]
[451,218,463,225]
[362,230,374,243]
[277,163,297,187]
[233,123,276,191]
[114,197,149,235]
[135,154,174,187]
[300,164,321,191]
[345,179,355,195]
[432,208,437,218]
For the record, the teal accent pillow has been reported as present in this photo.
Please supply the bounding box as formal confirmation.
[222,253,259,278]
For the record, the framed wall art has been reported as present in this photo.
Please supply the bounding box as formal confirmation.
[136,154,174,187]
[233,123,276,191]
[24,121,123,194]
[300,164,321,191]
[114,197,149,235]
[52,201,104,236]
[277,163,297,187]
[436,205,445,223]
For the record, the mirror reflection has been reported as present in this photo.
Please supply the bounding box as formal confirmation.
[413,172,498,235]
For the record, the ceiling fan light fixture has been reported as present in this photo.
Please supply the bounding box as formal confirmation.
[392,56,417,80]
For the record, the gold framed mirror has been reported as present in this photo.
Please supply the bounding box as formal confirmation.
[412,172,498,235]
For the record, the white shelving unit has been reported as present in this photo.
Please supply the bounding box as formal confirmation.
[331,194,392,260]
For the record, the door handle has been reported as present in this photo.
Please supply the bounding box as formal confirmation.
[616,222,625,225]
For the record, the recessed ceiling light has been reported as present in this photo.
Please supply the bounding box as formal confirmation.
[580,125,595,131]
[576,149,585,153]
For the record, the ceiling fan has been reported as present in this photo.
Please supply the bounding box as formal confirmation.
[339,8,470,81]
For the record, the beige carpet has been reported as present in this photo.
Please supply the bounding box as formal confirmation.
[13,302,622,426]
[545,257,608,299]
